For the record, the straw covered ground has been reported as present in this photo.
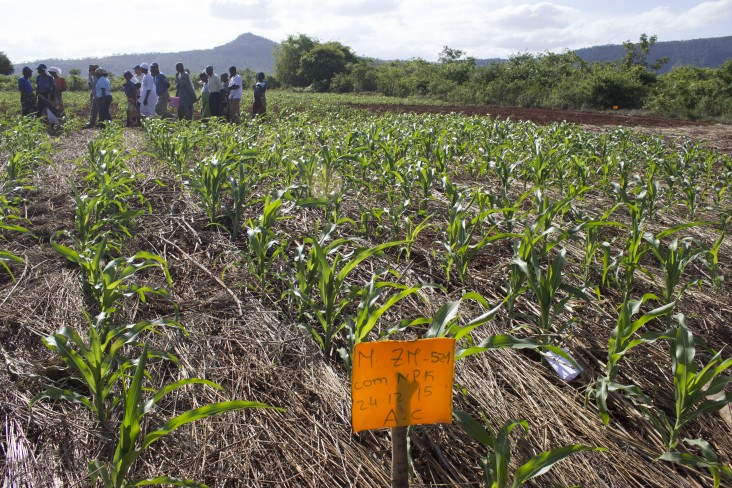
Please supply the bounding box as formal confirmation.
[1,104,731,487]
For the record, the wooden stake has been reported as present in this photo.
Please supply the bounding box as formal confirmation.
[391,426,408,488]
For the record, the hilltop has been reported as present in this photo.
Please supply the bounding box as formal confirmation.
[573,35,732,73]
[12,33,278,77]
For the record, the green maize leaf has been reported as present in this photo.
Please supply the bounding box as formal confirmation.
[134,476,207,487]
[142,401,283,449]
[425,300,461,338]
[495,419,528,487]
[452,409,494,447]
[31,386,94,410]
[513,444,603,487]
[88,459,113,486]
[0,222,30,233]
[139,378,224,416]
[658,450,732,488]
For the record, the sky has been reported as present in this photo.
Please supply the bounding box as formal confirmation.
[1,0,731,64]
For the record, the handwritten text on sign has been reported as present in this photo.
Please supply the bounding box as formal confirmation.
[351,338,455,433]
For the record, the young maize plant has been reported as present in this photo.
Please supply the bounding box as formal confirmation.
[643,232,707,306]
[338,272,431,369]
[225,154,261,240]
[512,247,590,344]
[189,154,233,226]
[88,344,282,488]
[659,438,732,488]
[289,223,405,358]
[245,194,288,292]
[453,410,603,488]
[52,236,175,320]
[590,294,676,425]
[438,181,514,285]
[660,314,732,451]
[31,314,185,426]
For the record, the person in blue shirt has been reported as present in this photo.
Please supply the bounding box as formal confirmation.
[18,67,35,116]
[95,68,112,126]
[150,62,173,119]
[35,64,55,119]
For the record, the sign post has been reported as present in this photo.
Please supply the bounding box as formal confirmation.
[351,338,456,487]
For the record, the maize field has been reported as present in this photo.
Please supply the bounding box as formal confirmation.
[1,91,731,487]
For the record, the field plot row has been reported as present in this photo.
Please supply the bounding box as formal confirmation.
[1,104,731,487]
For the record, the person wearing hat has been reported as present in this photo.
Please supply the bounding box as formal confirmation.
[47,67,67,120]
[85,64,100,128]
[18,67,36,116]
[95,68,112,126]
[35,63,55,119]
[150,62,173,119]
[122,71,140,127]
[139,63,158,118]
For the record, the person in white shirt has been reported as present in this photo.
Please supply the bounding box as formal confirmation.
[139,63,158,118]
[227,66,242,124]
[205,65,223,118]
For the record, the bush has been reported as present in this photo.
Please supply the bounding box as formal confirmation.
[584,65,647,110]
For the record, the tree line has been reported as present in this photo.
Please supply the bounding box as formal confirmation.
[272,33,732,120]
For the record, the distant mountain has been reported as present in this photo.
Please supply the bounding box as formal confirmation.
[476,36,732,73]
[13,33,278,77]
[574,36,732,73]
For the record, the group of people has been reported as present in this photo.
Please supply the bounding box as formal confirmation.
[18,64,68,125]
[86,62,267,128]
[17,61,267,128]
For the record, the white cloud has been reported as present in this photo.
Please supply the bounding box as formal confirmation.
[1,1,729,64]
[209,0,272,20]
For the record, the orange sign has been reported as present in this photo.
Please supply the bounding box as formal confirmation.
[351,338,456,433]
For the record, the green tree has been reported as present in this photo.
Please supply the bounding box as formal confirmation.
[299,42,358,92]
[0,51,14,75]
[274,34,317,87]
[622,33,668,73]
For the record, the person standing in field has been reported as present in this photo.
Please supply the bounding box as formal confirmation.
[220,72,230,121]
[227,66,242,124]
[150,62,173,119]
[18,67,36,117]
[95,68,112,126]
[122,71,140,127]
[198,71,210,119]
[175,62,196,121]
[205,65,222,118]
[139,63,158,118]
[85,64,99,128]
[132,64,142,108]
[252,71,266,117]
[47,67,67,120]
[35,64,55,119]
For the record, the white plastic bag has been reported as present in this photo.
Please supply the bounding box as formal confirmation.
[543,348,582,381]
[46,107,58,125]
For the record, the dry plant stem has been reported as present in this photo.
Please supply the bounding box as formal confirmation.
[158,235,243,316]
